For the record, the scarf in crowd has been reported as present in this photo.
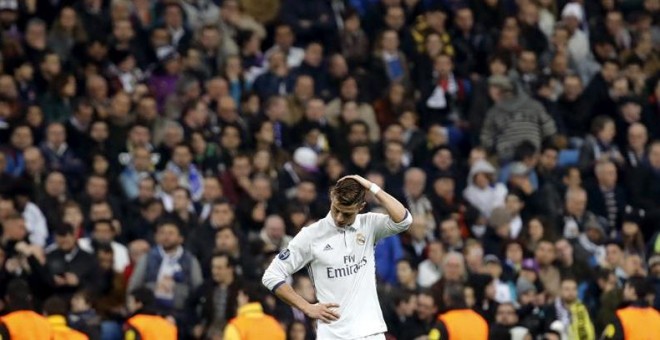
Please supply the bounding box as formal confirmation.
[554,298,595,340]
[569,301,595,340]
[166,162,203,201]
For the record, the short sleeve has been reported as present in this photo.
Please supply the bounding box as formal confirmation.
[262,228,313,291]
[369,211,413,242]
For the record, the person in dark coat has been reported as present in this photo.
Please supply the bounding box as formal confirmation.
[187,199,237,279]
[383,289,418,340]
[45,225,100,299]
[583,59,620,119]
[633,141,660,237]
[585,160,627,235]
[187,252,241,339]
[555,75,592,139]
[483,207,513,257]
[39,123,85,187]
[405,290,439,340]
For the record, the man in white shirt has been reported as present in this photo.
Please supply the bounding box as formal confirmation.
[78,219,129,273]
[263,175,412,339]
[417,241,444,288]
[264,24,305,69]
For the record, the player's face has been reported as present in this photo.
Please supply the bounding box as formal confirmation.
[330,200,364,228]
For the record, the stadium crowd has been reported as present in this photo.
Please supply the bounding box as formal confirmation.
[0,0,658,339]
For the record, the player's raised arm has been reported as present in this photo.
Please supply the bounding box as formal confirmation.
[338,174,412,226]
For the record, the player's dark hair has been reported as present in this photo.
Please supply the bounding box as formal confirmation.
[331,178,366,206]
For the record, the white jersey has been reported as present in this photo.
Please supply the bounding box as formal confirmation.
[263,211,412,339]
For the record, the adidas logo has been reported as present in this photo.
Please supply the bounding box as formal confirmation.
[323,244,333,251]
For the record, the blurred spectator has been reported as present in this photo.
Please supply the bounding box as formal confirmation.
[586,160,626,234]
[188,252,241,339]
[127,220,203,324]
[0,279,53,339]
[579,116,625,173]
[214,226,260,281]
[396,258,420,293]
[78,219,129,273]
[560,187,598,240]
[42,295,89,340]
[58,286,92,336]
[1,213,48,301]
[480,75,557,161]
[543,276,596,340]
[260,215,292,252]
[40,123,85,183]
[403,167,435,234]
[399,214,430,266]
[384,289,417,339]
[534,239,560,298]
[418,241,444,288]
[46,225,100,299]
[491,302,525,337]
[463,159,507,218]
[407,289,439,339]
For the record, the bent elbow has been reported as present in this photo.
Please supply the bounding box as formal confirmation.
[262,266,285,292]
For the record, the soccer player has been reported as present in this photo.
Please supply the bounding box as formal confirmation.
[263,175,413,339]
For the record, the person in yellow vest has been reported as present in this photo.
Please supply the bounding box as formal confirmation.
[0,279,54,340]
[124,287,177,340]
[223,282,285,340]
[428,283,489,340]
[42,296,89,340]
[601,276,660,340]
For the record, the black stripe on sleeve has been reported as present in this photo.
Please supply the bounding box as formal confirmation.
[272,280,286,293]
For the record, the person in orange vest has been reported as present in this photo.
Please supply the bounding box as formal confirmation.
[601,276,660,340]
[428,283,489,340]
[42,296,89,340]
[223,282,285,340]
[0,279,54,340]
[124,287,177,340]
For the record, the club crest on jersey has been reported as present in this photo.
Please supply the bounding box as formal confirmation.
[278,248,290,260]
[356,233,366,245]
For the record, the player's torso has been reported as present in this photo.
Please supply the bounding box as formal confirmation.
[308,216,387,339]
[307,217,376,294]
[311,226,372,278]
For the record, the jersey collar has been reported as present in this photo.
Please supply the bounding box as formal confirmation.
[325,212,357,232]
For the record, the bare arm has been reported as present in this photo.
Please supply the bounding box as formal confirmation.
[372,184,407,223]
